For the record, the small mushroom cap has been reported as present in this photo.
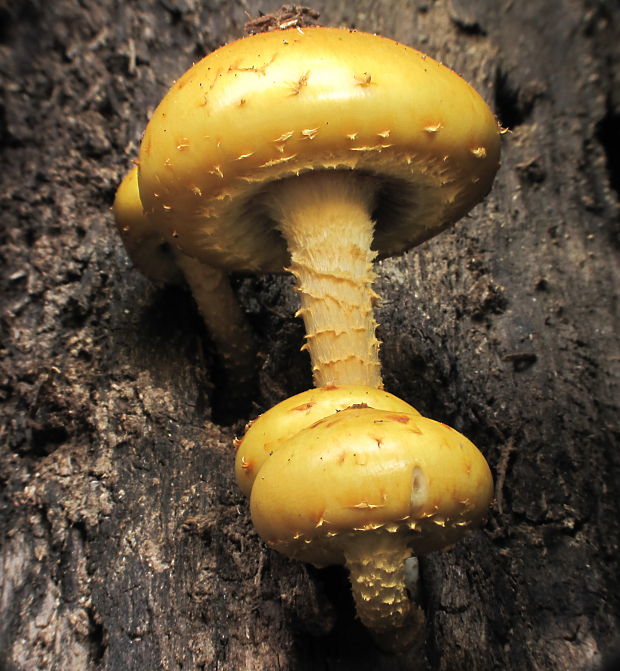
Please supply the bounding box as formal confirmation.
[235,385,419,496]
[250,407,493,568]
[138,27,501,272]
[112,166,183,284]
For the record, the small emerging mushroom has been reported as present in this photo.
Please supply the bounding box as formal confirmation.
[250,406,494,651]
[122,26,500,387]
[113,166,256,387]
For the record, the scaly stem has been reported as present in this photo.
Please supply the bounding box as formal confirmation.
[174,251,256,386]
[267,172,383,388]
[345,534,424,652]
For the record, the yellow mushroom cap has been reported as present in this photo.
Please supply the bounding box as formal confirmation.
[112,166,183,284]
[235,385,420,496]
[137,26,501,272]
[250,407,493,568]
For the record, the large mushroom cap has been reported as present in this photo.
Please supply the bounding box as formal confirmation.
[137,26,500,273]
[235,385,420,496]
[250,406,493,568]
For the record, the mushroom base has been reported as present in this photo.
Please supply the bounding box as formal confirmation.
[345,534,424,652]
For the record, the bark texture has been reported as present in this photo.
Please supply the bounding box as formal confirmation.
[1,1,619,670]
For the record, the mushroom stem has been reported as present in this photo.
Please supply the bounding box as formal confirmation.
[173,251,256,385]
[344,534,424,651]
[266,172,382,388]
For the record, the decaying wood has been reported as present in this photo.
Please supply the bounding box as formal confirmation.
[1,1,619,670]
[243,4,321,34]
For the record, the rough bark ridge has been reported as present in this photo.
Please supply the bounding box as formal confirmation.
[1,1,619,670]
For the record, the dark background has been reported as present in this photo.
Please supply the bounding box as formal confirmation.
[1,1,619,669]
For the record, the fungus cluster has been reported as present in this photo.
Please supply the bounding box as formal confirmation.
[113,25,499,651]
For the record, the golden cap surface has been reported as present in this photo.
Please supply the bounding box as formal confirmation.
[235,385,419,496]
[137,27,500,272]
[250,407,493,567]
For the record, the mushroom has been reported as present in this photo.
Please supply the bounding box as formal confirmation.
[113,166,256,387]
[250,405,494,650]
[127,26,500,388]
[234,384,420,496]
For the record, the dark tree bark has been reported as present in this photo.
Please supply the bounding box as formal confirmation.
[1,1,619,670]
